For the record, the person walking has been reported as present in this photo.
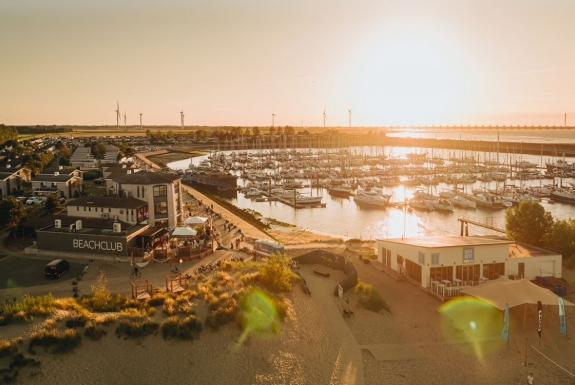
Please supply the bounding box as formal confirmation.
[527,372,534,385]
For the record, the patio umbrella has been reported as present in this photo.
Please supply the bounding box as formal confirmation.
[184,216,208,225]
[172,226,198,237]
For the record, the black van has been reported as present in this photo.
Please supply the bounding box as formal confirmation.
[44,259,70,279]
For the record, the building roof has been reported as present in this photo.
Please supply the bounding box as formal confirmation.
[381,236,513,248]
[32,173,74,182]
[113,171,179,185]
[38,215,146,236]
[67,196,147,209]
[508,243,560,259]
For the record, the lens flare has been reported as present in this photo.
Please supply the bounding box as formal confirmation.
[439,296,503,363]
[235,289,280,347]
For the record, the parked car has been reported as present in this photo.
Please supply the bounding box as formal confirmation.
[44,259,70,279]
[26,196,47,205]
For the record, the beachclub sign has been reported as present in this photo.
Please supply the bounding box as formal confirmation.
[73,239,124,252]
[36,232,128,256]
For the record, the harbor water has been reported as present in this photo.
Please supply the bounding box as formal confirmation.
[168,145,575,240]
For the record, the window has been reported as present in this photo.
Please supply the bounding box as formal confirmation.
[153,185,167,197]
[463,248,474,263]
[418,252,425,265]
[155,201,168,215]
[119,210,124,214]
[431,253,439,265]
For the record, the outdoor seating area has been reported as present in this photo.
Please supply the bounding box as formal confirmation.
[130,279,153,300]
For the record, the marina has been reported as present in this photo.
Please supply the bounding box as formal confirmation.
[168,145,575,240]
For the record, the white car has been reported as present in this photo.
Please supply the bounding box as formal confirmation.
[26,196,47,205]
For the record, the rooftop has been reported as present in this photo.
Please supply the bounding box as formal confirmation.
[508,243,560,258]
[113,170,180,185]
[67,196,147,209]
[38,215,146,236]
[381,235,513,248]
[32,173,74,182]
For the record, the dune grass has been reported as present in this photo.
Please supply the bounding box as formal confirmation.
[160,316,202,340]
[0,294,55,324]
[29,329,81,354]
[115,319,159,339]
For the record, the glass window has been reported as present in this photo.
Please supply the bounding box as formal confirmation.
[155,201,168,215]
[153,185,167,197]
[463,248,474,263]
[431,253,439,265]
[418,252,425,265]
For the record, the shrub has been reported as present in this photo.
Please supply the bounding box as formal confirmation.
[81,272,127,312]
[115,319,158,338]
[163,297,177,316]
[160,316,202,340]
[0,294,55,324]
[65,315,87,329]
[256,255,296,293]
[147,292,168,307]
[84,324,107,341]
[29,328,81,354]
[0,339,18,358]
[205,301,239,331]
[354,282,390,313]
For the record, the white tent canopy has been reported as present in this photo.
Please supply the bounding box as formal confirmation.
[462,278,574,310]
[184,216,208,225]
[171,226,198,237]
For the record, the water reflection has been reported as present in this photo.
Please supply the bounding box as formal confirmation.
[168,146,575,240]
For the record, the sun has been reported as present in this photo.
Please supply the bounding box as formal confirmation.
[340,21,481,126]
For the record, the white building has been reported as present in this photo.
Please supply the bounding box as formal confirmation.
[377,236,562,289]
[111,171,182,228]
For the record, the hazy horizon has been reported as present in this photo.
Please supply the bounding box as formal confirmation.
[1,0,575,127]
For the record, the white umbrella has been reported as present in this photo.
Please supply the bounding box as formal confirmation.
[184,216,208,225]
[172,226,198,237]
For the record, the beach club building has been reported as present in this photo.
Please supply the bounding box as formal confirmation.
[110,171,183,228]
[377,236,562,290]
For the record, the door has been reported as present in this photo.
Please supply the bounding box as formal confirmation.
[518,262,525,279]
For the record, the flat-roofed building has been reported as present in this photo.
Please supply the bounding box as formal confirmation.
[111,171,182,228]
[35,216,150,259]
[377,236,562,289]
[66,196,148,225]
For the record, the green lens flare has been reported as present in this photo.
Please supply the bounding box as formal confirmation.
[236,289,279,347]
[439,296,503,363]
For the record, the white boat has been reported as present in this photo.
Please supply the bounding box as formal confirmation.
[550,190,575,204]
[452,195,476,209]
[433,198,454,213]
[245,188,262,198]
[409,199,434,211]
[354,189,391,208]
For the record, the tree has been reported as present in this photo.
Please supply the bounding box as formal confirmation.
[545,219,575,263]
[0,198,24,228]
[45,196,57,213]
[91,143,107,159]
[505,201,553,246]
[251,127,260,137]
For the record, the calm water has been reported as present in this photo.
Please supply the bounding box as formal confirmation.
[168,145,575,240]
[386,128,575,144]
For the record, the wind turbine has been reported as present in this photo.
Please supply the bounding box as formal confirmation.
[123,111,127,128]
[139,113,143,130]
[272,113,276,128]
[322,108,326,128]
[180,109,185,129]
[348,108,352,128]
[115,101,120,129]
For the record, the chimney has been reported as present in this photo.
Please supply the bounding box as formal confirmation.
[54,219,62,228]
[75,220,82,231]
[113,222,122,233]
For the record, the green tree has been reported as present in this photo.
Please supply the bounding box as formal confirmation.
[545,219,575,263]
[251,127,260,136]
[505,201,553,246]
[0,198,24,228]
[45,196,57,213]
[92,143,107,159]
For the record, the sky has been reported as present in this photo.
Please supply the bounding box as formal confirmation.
[1,0,575,127]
